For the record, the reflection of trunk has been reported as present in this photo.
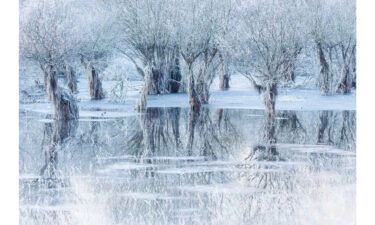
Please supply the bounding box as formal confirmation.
[336,64,351,94]
[66,65,78,94]
[140,109,156,178]
[279,111,305,131]
[140,109,157,156]
[40,120,77,180]
[139,108,167,177]
[217,109,224,128]
[340,111,355,145]
[263,111,276,144]
[46,65,79,121]
[186,109,199,155]
[40,143,58,181]
[168,108,181,149]
[89,120,100,145]
[317,111,333,144]
[279,111,297,129]
[87,63,104,100]
[245,102,279,161]
[317,42,331,95]
[246,111,279,161]
[199,108,218,160]
[317,111,328,143]
[278,111,306,142]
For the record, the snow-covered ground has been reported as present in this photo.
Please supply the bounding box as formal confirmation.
[20,74,356,117]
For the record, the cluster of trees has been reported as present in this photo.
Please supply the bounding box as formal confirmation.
[20,0,355,119]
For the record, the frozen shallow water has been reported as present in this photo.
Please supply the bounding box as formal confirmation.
[20,74,355,116]
[19,107,356,225]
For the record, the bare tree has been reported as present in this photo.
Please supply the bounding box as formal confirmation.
[176,0,222,111]
[115,0,182,110]
[20,0,79,120]
[74,0,118,100]
[308,0,356,95]
[216,0,236,90]
[234,0,306,117]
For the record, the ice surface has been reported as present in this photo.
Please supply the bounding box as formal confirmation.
[20,75,355,116]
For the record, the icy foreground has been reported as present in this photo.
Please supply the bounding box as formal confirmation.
[19,107,355,225]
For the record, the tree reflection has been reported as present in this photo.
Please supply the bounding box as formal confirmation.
[19,108,356,225]
[21,119,79,225]
[316,110,356,149]
[39,119,78,186]
[246,110,280,161]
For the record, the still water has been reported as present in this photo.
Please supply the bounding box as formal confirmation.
[19,107,356,225]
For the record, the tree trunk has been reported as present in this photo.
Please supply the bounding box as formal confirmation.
[284,60,296,83]
[46,65,57,102]
[219,55,230,89]
[168,56,182,93]
[336,64,351,94]
[87,63,104,100]
[260,81,277,144]
[66,65,78,94]
[263,82,277,119]
[46,65,79,121]
[351,49,356,88]
[317,42,331,95]
[43,70,49,93]
[196,78,210,104]
[137,65,150,111]
[220,75,230,90]
[188,67,201,112]
[148,67,164,95]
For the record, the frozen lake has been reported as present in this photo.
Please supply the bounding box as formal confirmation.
[19,107,356,225]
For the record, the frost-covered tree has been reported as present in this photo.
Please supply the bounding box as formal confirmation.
[176,0,223,112]
[235,0,306,118]
[73,0,118,100]
[308,0,356,95]
[332,0,356,94]
[20,0,75,88]
[20,0,79,120]
[114,0,182,110]
[216,0,236,90]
